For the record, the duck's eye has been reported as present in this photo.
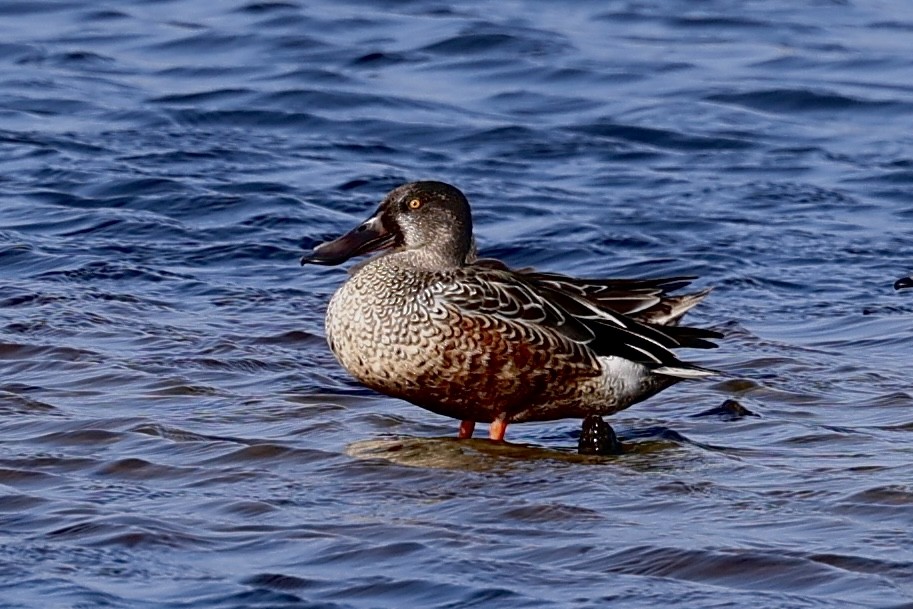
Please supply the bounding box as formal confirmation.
[408,198,423,210]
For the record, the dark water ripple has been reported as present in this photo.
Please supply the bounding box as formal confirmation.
[2,0,913,607]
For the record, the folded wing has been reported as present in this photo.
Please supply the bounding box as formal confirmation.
[430,264,721,378]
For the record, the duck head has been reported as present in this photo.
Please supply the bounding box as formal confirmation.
[301,181,474,269]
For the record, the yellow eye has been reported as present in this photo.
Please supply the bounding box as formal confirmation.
[408,198,423,210]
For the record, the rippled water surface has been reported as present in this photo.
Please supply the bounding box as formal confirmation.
[2,1,913,607]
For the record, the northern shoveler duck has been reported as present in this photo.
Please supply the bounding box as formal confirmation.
[895,276,913,290]
[302,181,722,442]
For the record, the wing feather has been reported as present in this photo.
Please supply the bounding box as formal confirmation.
[429,265,720,374]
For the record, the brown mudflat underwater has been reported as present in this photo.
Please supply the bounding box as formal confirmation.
[2,1,913,609]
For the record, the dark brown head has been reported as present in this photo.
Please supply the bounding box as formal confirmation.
[301,181,474,268]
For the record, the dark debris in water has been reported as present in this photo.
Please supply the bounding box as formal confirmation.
[691,399,759,420]
[894,276,913,290]
[577,414,624,456]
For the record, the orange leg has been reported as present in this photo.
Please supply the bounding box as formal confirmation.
[489,418,508,442]
[458,420,475,439]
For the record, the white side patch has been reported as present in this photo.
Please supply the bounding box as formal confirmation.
[596,356,653,405]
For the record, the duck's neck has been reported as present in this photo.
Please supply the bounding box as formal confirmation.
[383,246,467,272]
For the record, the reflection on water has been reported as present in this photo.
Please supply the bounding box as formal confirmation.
[346,431,723,470]
[347,437,611,469]
[1,0,913,607]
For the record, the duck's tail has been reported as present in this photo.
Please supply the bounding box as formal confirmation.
[632,288,713,326]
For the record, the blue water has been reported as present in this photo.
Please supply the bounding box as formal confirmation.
[2,1,913,607]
